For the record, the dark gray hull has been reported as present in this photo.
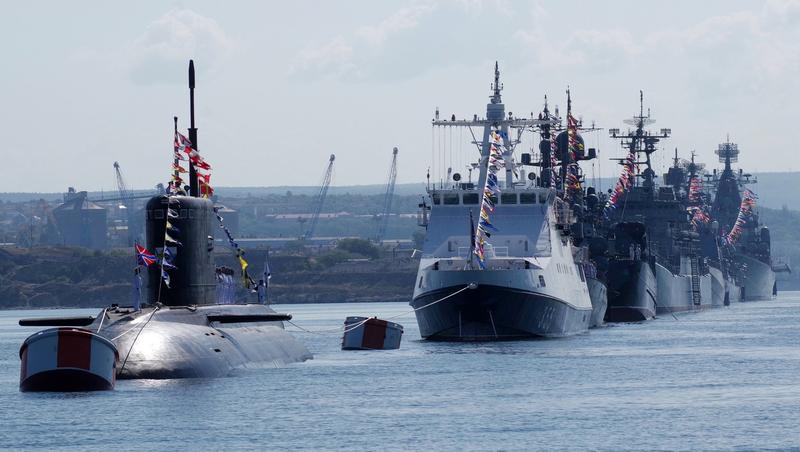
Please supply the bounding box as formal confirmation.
[411,285,592,340]
[587,277,607,328]
[605,260,656,322]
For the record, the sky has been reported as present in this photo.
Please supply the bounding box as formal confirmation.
[1,0,799,193]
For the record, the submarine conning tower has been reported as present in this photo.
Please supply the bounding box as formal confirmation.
[145,195,216,306]
[145,59,217,307]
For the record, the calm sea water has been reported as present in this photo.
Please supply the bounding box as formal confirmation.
[1,294,799,451]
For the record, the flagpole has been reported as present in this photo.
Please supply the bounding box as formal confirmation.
[173,116,180,193]
[563,87,571,197]
[467,210,475,270]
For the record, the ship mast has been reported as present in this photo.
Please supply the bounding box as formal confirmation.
[431,62,555,192]
[609,91,671,197]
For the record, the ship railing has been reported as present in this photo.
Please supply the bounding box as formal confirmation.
[423,245,512,261]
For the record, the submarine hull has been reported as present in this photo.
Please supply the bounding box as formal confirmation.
[104,304,311,379]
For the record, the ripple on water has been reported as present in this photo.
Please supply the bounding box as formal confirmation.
[1,295,799,450]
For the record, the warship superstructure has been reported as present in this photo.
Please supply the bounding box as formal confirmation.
[709,139,776,300]
[411,65,594,340]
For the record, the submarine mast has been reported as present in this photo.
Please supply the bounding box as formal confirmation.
[188,60,199,197]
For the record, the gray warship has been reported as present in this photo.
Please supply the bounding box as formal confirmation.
[411,65,594,340]
[675,151,742,307]
[709,139,777,300]
[604,94,714,317]
[19,61,310,391]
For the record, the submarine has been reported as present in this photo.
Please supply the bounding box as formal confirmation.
[18,60,311,391]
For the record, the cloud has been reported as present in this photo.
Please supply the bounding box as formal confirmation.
[355,4,436,47]
[289,3,438,81]
[288,36,357,80]
[128,8,235,85]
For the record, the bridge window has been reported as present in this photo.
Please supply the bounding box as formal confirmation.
[520,193,536,204]
[501,193,518,204]
[462,193,479,204]
[443,194,460,205]
[539,275,546,287]
[432,193,441,205]
[539,193,547,204]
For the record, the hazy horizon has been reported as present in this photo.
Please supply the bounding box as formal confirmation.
[3,0,799,193]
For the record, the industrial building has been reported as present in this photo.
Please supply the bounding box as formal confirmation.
[52,188,108,250]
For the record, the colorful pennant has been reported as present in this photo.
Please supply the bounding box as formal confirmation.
[725,189,757,245]
[473,130,505,269]
[602,150,636,218]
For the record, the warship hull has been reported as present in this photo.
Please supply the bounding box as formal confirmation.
[412,283,592,340]
[654,262,713,314]
[605,260,656,322]
[736,254,776,301]
[709,266,727,307]
[727,278,743,304]
[587,276,607,328]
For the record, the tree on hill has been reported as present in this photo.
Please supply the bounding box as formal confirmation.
[336,238,379,259]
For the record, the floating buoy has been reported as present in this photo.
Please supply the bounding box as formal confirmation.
[19,328,119,392]
[341,317,403,350]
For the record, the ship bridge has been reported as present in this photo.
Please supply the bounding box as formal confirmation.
[422,187,555,260]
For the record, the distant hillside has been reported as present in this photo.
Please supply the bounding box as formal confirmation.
[2,172,793,207]
[0,246,417,309]
[0,183,429,203]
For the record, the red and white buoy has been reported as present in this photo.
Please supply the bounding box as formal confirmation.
[341,317,403,350]
[19,328,119,392]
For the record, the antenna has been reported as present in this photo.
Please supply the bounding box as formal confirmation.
[566,86,572,115]
[490,61,502,103]
[639,90,644,118]
[188,60,198,197]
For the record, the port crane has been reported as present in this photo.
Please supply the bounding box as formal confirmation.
[113,161,135,245]
[375,147,398,243]
[303,154,335,239]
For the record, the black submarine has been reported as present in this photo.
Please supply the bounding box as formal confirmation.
[18,61,311,392]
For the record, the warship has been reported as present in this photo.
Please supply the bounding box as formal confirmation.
[604,93,715,317]
[18,61,310,391]
[543,95,608,328]
[675,151,742,307]
[709,139,777,300]
[411,64,594,340]
[599,97,659,322]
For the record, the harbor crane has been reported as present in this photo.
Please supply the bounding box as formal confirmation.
[303,154,335,239]
[113,161,135,245]
[375,147,398,243]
